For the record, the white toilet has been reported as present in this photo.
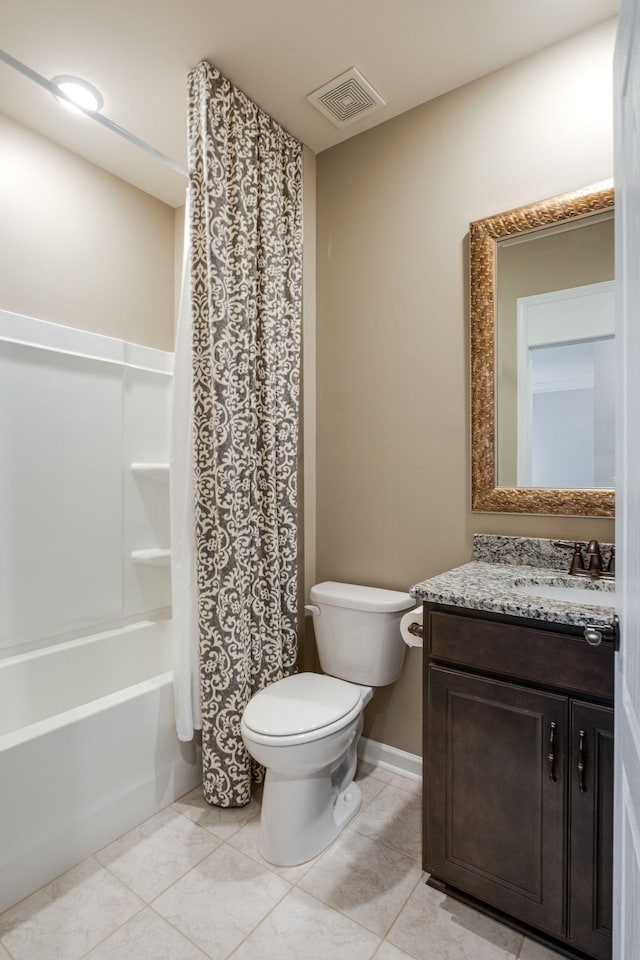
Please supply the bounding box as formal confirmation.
[240,581,415,866]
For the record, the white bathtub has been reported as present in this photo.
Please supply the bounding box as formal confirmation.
[0,619,201,913]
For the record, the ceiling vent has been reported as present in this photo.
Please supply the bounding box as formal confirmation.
[307,67,385,128]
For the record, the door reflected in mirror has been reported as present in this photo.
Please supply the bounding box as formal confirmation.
[526,334,615,488]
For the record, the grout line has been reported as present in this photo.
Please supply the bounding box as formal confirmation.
[147,903,218,958]
[0,937,17,960]
[213,861,295,960]
[389,775,422,797]
[142,844,227,905]
[380,871,424,939]
[376,938,420,960]
[1,767,424,959]
[380,936,422,960]
[90,794,219,870]
[0,858,93,922]
[224,815,339,885]
[282,888,385,946]
[145,839,295,959]
[347,821,422,865]
[169,795,262,845]
[225,840,316,884]
[92,834,220,904]
[364,939,386,960]
[295,847,423,943]
[75,903,147,960]
[360,767,395,786]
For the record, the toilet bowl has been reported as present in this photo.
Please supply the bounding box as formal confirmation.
[241,582,414,866]
[241,672,372,865]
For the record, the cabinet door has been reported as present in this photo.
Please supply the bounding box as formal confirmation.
[426,665,567,936]
[568,701,613,960]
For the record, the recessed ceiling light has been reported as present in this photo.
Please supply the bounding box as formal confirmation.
[51,75,103,115]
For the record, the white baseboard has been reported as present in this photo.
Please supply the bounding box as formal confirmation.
[358,736,422,782]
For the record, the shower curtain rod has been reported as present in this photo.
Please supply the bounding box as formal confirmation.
[0,48,188,179]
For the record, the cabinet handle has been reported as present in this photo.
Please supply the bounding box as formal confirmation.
[578,728,587,792]
[548,721,558,782]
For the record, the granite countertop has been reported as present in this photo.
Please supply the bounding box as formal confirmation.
[410,535,616,630]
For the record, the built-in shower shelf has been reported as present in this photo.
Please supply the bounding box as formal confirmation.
[131,548,171,566]
[130,462,170,481]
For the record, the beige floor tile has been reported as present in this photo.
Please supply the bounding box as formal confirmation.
[357,762,394,783]
[300,830,422,935]
[0,859,143,960]
[355,768,388,806]
[95,807,220,901]
[518,938,564,959]
[390,774,422,796]
[229,888,380,960]
[351,785,422,861]
[0,943,12,959]
[387,881,523,960]
[152,844,290,959]
[172,786,260,840]
[375,942,416,960]
[227,815,323,882]
[86,908,208,959]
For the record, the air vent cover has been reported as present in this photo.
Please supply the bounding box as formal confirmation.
[307,67,385,128]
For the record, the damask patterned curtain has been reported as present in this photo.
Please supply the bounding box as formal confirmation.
[187,62,302,807]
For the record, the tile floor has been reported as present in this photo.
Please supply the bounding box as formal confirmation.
[0,763,564,960]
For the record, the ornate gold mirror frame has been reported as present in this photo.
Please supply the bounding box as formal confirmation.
[470,182,615,516]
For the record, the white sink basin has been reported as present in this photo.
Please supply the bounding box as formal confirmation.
[514,583,616,607]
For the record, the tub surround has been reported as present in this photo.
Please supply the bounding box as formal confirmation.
[0,619,201,914]
[411,534,616,630]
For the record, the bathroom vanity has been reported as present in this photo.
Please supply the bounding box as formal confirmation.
[412,536,616,960]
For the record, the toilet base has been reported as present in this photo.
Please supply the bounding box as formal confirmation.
[258,771,362,866]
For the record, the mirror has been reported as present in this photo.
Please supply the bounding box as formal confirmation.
[470,182,615,516]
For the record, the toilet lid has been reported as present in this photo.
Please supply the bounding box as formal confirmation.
[243,673,361,737]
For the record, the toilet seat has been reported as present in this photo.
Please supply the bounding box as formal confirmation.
[242,673,363,746]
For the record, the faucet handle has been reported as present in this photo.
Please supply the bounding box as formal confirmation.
[607,546,615,574]
[553,540,585,575]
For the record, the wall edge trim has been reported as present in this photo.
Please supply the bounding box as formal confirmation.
[358,735,422,781]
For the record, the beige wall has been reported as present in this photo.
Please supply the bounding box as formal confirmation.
[0,113,176,351]
[315,20,617,756]
[174,203,187,324]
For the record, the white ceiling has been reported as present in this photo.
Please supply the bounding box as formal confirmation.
[0,0,620,207]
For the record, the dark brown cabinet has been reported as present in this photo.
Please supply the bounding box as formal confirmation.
[568,701,614,958]
[423,604,614,960]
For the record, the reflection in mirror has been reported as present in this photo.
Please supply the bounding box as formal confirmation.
[496,211,614,489]
[470,182,615,516]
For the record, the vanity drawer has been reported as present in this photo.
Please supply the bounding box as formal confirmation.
[426,607,614,699]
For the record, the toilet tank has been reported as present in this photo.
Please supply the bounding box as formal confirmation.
[308,581,415,686]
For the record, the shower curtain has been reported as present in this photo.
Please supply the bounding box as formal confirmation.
[182,61,303,807]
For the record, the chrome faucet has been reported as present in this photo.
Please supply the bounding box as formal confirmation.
[553,540,615,580]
